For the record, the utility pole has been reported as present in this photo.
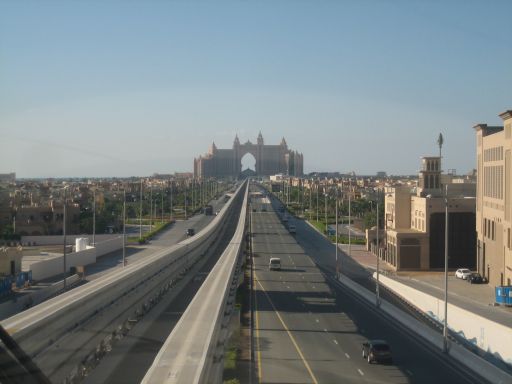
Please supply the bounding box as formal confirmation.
[150,184,153,231]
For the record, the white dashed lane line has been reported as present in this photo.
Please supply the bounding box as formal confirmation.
[333,340,338,345]
[358,369,364,376]
[345,353,350,359]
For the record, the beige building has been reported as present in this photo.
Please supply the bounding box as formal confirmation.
[194,133,303,179]
[474,110,512,286]
[384,156,476,271]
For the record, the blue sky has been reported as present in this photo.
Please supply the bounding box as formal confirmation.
[1,0,511,177]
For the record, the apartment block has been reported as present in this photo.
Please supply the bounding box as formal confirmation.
[474,110,512,286]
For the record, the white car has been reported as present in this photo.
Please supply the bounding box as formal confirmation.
[455,268,472,280]
[269,257,281,271]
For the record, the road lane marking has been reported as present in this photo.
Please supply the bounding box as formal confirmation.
[255,273,319,384]
[315,319,319,323]
[333,340,338,345]
[255,278,262,382]
[345,353,350,359]
[323,328,327,332]
[358,369,364,376]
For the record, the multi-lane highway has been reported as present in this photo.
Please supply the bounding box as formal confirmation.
[252,189,487,384]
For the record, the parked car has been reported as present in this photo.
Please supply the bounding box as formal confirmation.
[362,340,393,364]
[455,268,472,280]
[467,273,486,284]
[288,224,296,234]
[186,228,195,236]
[269,257,281,271]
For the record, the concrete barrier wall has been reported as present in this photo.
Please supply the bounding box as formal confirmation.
[30,248,96,280]
[21,234,118,246]
[0,275,81,320]
[375,273,512,366]
[94,236,123,257]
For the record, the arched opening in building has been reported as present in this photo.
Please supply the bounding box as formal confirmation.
[240,152,257,178]
[241,152,256,172]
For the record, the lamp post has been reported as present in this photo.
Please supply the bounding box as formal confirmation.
[348,187,352,257]
[63,187,67,290]
[149,184,153,231]
[170,180,173,221]
[92,189,96,246]
[443,184,449,353]
[123,189,126,267]
[316,182,319,222]
[309,181,312,220]
[335,186,339,278]
[139,179,143,239]
[376,191,380,308]
[184,183,188,219]
[324,191,328,234]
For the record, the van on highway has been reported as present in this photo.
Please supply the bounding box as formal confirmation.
[269,257,281,271]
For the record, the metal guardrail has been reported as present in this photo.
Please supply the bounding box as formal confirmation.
[141,181,249,384]
[0,182,247,362]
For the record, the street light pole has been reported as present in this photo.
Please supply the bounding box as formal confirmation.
[139,179,143,239]
[170,180,173,221]
[63,187,67,290]
[123,189,126,267]
[348,189,352,257]
[316,182,319,222]
[443,184,449,353]
[150,184,153,231]
[376,194,380,308]
[92,189,96,246]
[335,187,339,278]
[324,192,328,234]
[184,184,188,220]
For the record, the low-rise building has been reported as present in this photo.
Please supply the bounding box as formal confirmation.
[383,156,476,271]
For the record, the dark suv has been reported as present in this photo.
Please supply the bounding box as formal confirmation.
[362,340,392,364]
[467,273,486,284]
[186,228,195,236]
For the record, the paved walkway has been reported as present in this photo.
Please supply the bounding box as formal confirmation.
[338,243,512,328]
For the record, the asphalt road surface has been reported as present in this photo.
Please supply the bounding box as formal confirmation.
[251,189,487,384]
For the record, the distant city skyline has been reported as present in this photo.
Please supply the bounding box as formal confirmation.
[1,1,511,178]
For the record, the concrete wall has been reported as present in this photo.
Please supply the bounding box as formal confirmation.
[21,234,118,246]
[95,236,123,257]
[29,248,96,281]
[375,273,512,366]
